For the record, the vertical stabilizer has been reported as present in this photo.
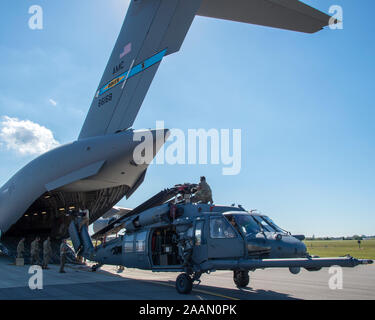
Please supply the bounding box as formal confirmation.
[79,0,202,139]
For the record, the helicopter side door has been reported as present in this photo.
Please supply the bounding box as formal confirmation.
[192,218,208,264]
[122,230,151,269]
[207,216,244,259]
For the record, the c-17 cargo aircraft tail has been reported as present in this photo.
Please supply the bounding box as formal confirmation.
[0,0,335,259]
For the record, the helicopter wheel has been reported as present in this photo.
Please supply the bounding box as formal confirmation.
[176,273,193,294]
[233,270,249,288]
[91,264,101,272]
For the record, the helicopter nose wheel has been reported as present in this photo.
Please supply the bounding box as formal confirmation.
[233,270,250,288]
[176,273,193,294]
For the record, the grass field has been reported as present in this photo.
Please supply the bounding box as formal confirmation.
[304,239,375,260]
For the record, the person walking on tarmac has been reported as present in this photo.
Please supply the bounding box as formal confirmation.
[42,237,52,269]
[192,176,213,204]
[30,236,40,265]
[59,239,69,273]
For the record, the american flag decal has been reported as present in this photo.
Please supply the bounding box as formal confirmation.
[120,43,132,59]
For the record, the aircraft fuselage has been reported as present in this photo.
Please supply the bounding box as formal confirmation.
[0,129,167,239]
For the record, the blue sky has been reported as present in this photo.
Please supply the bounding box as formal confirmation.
[0,0,374,237]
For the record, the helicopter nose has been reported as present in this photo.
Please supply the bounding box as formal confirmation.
[296,240,307,256]
[269,234,307,258]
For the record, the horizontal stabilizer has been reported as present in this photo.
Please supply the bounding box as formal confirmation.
[197,0,334,33]
[68,221,82,253]
[68,220,94,258]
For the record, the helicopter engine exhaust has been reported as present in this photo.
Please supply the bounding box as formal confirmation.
[124,204,170,232]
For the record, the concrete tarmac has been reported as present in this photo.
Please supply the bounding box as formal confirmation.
[0,255,374,300]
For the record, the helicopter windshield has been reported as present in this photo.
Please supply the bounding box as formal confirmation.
[261,216,286,233]
[252,215,286,233]
[231,214,261,235]
[226,213,287,235]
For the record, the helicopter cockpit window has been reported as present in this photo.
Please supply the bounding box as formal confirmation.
[251,215,274,232]
[124,234,135,253]
[233,214,261,235]
[251,215,284,233]
[195,220,204,245]
[261,216,286,233]
[210,217,236,239]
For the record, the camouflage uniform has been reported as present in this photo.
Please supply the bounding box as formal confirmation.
[30,238,40,265]
[43,238,52,269]
[59,241,68,273]
[16,239,25,259]
[194,180,213,204]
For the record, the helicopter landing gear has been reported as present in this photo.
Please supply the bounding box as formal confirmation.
[233,270,249,288]
[176,273,193,294]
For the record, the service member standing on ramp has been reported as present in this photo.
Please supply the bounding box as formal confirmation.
[59,239,69,273]
[30,236,40,265]
[42,237,52,269]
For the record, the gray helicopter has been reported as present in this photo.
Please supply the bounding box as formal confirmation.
[68,183,373,294]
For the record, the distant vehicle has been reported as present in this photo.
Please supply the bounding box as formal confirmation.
[69,184,373,294]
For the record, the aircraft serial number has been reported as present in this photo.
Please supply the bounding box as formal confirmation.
[98,93,112,107]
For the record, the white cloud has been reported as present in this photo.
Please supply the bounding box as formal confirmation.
[49,99,57,106]
[0,116,60,156]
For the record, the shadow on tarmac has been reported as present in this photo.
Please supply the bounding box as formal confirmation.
[0,255,296,300]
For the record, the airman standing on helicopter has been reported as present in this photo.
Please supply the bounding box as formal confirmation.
[192,176,213,204]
